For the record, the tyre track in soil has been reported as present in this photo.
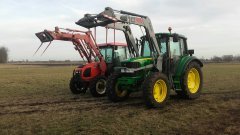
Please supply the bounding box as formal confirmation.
[0,96,144,116]
[0,101,143,116]
[0,95,143,108]
[0,97,107,108]
[0,91,239,116]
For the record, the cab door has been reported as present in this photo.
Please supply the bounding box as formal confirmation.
[169,37,185,74]
[113,46,129,66]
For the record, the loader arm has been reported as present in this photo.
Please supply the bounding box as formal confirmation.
[106,23,138,57]
[35,27,107,75]
[76,7,162,71]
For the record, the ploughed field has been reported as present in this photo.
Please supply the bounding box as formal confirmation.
[0,63,239,135]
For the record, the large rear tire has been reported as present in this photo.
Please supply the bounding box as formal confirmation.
[89,76,107,97]
[69,75,87,94]
[106,73,129,102]
[142,72,170,108]
[177,62,203,99]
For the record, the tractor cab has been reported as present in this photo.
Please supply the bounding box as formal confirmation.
[156,33,189,74]
[98,42,128,75]
[139,33,193,74]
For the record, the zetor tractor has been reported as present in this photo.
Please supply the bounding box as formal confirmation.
[69,42,128,96]
[85,7,203,108]
[35,27,128,97]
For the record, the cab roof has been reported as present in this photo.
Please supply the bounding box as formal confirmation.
[97,42,127,47]
[155,33,187,39]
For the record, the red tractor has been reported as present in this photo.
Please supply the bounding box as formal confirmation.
[35,27,128,97]
[69,42,128,96]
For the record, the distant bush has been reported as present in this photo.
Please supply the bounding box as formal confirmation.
[0,47,8,63]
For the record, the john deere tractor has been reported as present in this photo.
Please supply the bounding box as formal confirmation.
[107,32,203,107]
[84,7,203,108]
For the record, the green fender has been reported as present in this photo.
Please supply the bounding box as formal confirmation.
[173,55,203,90]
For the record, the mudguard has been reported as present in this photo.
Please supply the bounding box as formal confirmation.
[173,56,203,90]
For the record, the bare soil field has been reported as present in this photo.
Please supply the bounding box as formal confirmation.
[0,63,239,135]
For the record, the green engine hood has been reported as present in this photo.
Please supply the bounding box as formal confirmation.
[121,56,153,67]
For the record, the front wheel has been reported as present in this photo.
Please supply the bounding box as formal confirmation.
[69,75,87,94]
[89,76,107,97]
[106,73,129,102]
[177,62,203,99]
[142,72,170,108]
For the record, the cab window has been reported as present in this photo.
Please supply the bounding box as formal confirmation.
[100,47,113,63]
[114,46,127,61]
[143,41,151,56]
[179,38,186,55]
[170,37,181,58]
[159,37,167,55]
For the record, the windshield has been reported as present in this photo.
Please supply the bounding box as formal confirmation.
[100,47,113,63]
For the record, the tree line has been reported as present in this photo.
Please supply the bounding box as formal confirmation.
[0,46,239,63]
[201,55,240,63]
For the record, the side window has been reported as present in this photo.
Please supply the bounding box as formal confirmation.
[170,37,181,58]
[114,46,127,61]
[159,37,167,55]
[143,41,151,56]
[100,48,113,63]
[106,48,113,63]
[179,38,186,55]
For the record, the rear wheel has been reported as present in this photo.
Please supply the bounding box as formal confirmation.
[142,72,170,108]
[107,73,129,102]
[177,62,203,99]
[89,76,107,97]
[69,75,87,94]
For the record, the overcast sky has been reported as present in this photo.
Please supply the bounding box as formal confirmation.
[0,0,240,61]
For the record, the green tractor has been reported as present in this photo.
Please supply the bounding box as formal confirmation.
[107,31,203,107]
[75,7,203,108]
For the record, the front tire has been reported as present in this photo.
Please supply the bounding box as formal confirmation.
[69,75,87,94]
[142,72,170,108]
[89,76,107,97]
[106,73,129,102]
[177,62,203,99]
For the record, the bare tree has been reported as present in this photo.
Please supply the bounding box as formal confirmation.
[0,47,9,63]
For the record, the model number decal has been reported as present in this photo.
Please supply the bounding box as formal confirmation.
[129,17,143,24]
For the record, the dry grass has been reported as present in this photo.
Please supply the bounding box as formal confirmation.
[0,63,239,135]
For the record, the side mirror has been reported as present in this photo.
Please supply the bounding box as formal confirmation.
[172,34,179,42]
[188,49,194,56]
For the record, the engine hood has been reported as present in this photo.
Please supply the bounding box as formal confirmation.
[121,56,153,67]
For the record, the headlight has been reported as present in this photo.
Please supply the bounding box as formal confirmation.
[121,68,135,73]
[124,62,141,68]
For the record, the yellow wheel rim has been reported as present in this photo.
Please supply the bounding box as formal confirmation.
[187,68,200,93]
[153,79,167,103]
[115,82,127,97]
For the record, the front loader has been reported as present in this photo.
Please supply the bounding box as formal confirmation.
[80,7,204,107]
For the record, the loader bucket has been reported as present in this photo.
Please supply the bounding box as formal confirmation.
[35,30,54,43]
